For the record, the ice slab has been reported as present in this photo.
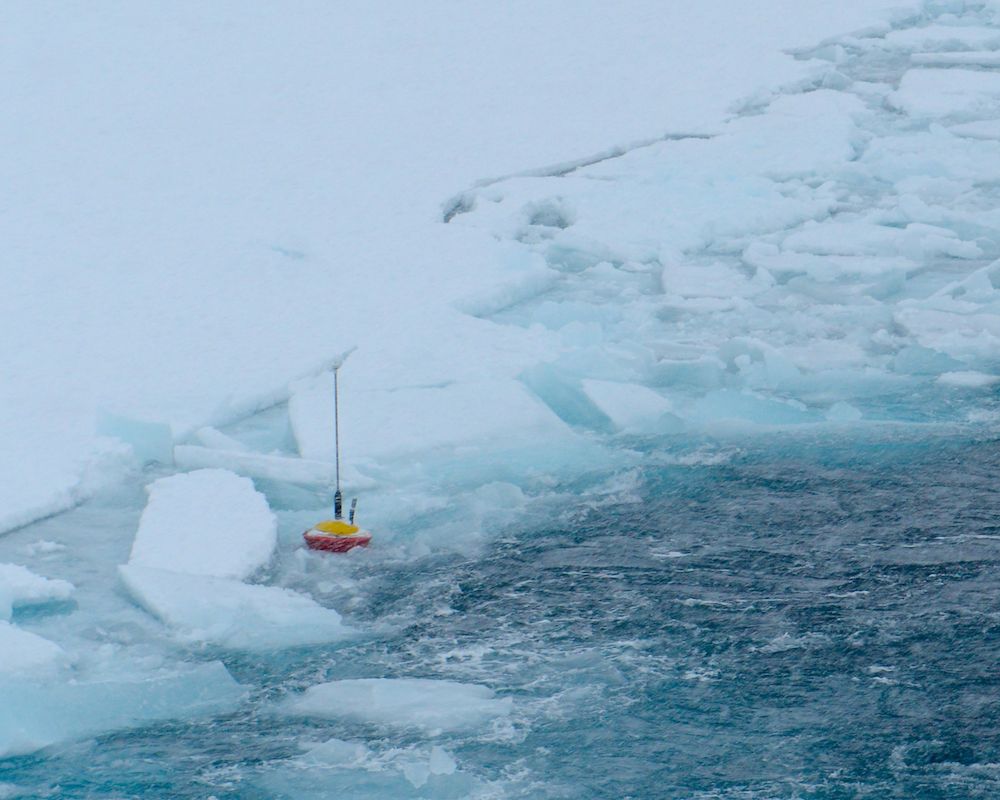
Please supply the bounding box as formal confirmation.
[912,51,1000,67]
[282,678,512,735]
[0,661,243,758]
[95,409,174,465]
[128,469,276,580]
[0,622,69,677]
[779,220,980,260]
[290,377,572,462]
[948,119,1000,139]
[118,565,352,650]
[0,563,74,621]
[883,24,1000,51]
[580,379,675,433]
[173,445,339,487]
[889,69,1000,120]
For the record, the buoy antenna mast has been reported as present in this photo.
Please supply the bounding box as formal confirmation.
[333,363,342,519]
[329,346,356,520]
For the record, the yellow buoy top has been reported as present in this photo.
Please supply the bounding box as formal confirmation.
[313,519,361,536]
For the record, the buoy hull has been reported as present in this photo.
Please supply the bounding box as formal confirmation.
[303,529,372,553]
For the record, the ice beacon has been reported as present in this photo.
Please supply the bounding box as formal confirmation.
[303,351,372,553]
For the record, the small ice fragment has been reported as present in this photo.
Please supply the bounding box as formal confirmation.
[937,371,999,388]
[826,402,863,422]
[23,540,65,556]
[429,746,458,775]
[282,677,512,735]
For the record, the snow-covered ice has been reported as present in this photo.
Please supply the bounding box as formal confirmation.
[118,469,350,649]
[127,469,276,580]
[281,678,512,735]
[889,68,1000,120]
[0,0,904,535]
[290,377,575,463]
[118,565,352,650]
[0,563,73,621]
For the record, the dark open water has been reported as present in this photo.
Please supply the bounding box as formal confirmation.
[3,432,999,799]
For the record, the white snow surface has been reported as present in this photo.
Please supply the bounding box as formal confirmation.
[0,0,903,533]
[118,565,352,650]
[0,563,74,621]
[889,68,1000,120]
[127,469,276,580]
[282,678,513,735]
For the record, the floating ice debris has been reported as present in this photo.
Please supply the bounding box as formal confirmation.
[282,678,512,735]
[259,738,473,798]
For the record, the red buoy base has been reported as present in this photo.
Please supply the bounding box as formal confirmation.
[303,528,372,553]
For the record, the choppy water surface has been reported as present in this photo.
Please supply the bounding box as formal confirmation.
[5,432,999,799]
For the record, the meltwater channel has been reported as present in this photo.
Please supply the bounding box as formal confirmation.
[3,429,998,799]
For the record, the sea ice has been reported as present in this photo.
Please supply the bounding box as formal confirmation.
[882,24,1000,51]
[0,661,243,758]
[0,622,69,677]
[580,379,675,433]
[289,377,573,462]
[173,445,339,487]
[281,678,512,735]
[118,565,352,650]
[0,563,74,620]
[889,69,1000,120]
[127,469,276,580]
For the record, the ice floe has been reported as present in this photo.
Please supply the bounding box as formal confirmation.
[118,565,352,650]
[281,678,512,735]
[0,563,74,621]
[127,469,276,580]
[0,661,243,758]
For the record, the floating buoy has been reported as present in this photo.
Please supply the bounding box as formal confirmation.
[303,518,371,553]
[304,350,371,553]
